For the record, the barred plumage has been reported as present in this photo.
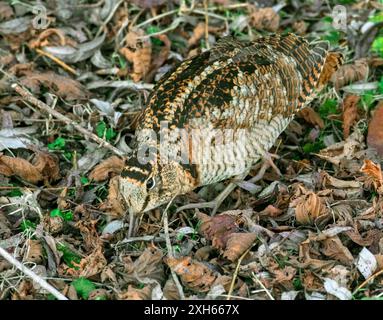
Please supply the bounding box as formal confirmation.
[118,33,343,215]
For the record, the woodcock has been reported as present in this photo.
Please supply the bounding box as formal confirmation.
[117,33,343,218]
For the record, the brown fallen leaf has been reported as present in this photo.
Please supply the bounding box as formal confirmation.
[89,156,124,182]
[342,95,360,138]
[188,22,206,47]
[198,212,240,250]
[360,159,383,194]
[0,154,43,183]
[293,191,328,225]
[163,278,181,300]
[367,101,383,157]
[321,236,353,265]
[24,240,43,264]
[33,152,60,182]
[78,246,107,278]
[165,256,217,292]
[292,21,307,35]
[0,2,13,21]
[123,247,164,283]
[331,58,369,90]
[223,232,257,262]
[118,284,152,300]
[145,34,171,82]
[119,40,152,82]
[19,71,90,101]
[101,176,126,217]
[320,170,362,189]
[298,107,324,129]
[249,7,280,32]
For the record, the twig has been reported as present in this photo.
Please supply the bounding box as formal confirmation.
[95,0,124,37]
[0,246,68,300]
[11,84,124,157]
[352,268,383,296]
[163,197,185,300]
[227,247,251,300]
[251,272,275,300]
[35,48,78,76]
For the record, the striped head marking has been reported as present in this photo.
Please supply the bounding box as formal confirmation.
[118,156,198,215]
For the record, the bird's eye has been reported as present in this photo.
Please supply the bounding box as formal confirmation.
[146,177,156,190]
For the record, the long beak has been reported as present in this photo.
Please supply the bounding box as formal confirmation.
[127,208,136,238]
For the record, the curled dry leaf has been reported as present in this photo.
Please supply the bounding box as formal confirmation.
[249,7,280,32]
[321,236,353,265]
[119,40,152,82]
[33,152,61,182]
[24,239,43,264]
[367,101,383,157]
[298,107,324,129]
[331,58,369,90]
[19,71,90,101]
[78,246,107,278]
[165,256,217,292]
[292,21,307,35]
[188,22,206,47]
[198,212,240,250]
[88,156,124,182]
[342,95,360,139]
[0,154,42,183]
[320,171,362,189]
[223,232,257,262]
[101,176,126,217]
[123,247,164,283]
[118,284,152,300]
[360,159,383,193]
[29,28,67,49]
[0,2,13,21]
[293,192,328,224]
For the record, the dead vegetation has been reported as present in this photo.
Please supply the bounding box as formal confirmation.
[0,0,383,300]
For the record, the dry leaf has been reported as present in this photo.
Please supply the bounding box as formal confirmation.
[198,213,239,250]
[163,278,181,300]
[101,176,126,217]
[0,2,13,21]
[33,152,60,182]
[78,246,107,278]
[249,7,280,32]
[342,95,360,138]
[294,192,327,224]
[24,240,43,264]
[298,107,325,129]
[123,247,164,283]
[89,156,124,181]
[188,22,205,47]
[19,71,90,101]
[120,41,152,82]
[320,171,362,189]
[118,284,152,300]
[321,236,353,265]
[367,101,383,156]
[223,232,257,262]
[0,154,42,183]
[165,256,216,292]
[292,21,307,35]
[360,159,383,193]
[146,34,171,82]
[331,58,369,90]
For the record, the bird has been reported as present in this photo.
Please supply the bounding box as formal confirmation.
[116,33,343,229]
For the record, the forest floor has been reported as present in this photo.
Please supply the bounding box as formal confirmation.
[1,0,383,300]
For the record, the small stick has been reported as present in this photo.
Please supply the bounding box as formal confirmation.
[163,197,185,300]
[227,247,251,300]
[0,246,68,300]
[35,48,78,76]
[251,272,275,300]
[352,268,383,296]
[203,0,210,49]
[12,84,124,157]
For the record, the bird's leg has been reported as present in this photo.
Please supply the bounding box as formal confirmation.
[176,170,250,216]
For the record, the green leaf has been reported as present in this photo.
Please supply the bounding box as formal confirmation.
[63,211,74,221]
[319,99,338,117]
[324,30,341,45]
[7,188,22,197]
[361,91,375,109]
[105,127,116,141]
[372,37,383,57]
[57,244,81,268]
[81,176,89,185]
[72,278,96,300]
[378,76,383,94]
[96,121,106,138]
[50,208,63,218]
[20,219,36,232]
[48,137,66,150]
[147,26,163,46]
